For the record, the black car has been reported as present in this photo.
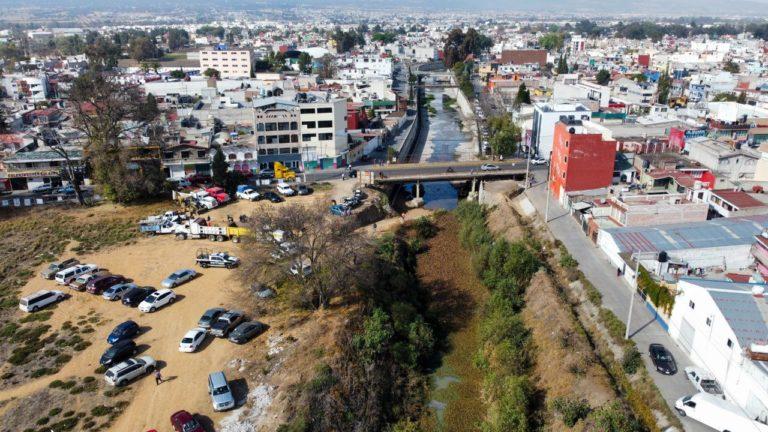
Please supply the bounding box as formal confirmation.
[263,191,283,203]
[99,339,137,366]
[649,343,677,375]
[228,321,268,344]
[122,287,156,307]
[197,307,227,330]
[296,184,311,196]
[259,170,275,179]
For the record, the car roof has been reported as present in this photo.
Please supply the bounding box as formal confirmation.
[204,307,226,315]
[116,320,137,328]
[184,328,205,337]
[208,371,228,386]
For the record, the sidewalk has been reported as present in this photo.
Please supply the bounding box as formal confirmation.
[524,182,712,432]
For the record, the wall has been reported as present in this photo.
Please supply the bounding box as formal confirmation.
[550,122,615,200]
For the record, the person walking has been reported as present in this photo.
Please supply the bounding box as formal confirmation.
[154,369,163,385]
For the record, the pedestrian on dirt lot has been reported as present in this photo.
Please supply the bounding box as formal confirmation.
[155,370,163,385]
[617,267,622,277]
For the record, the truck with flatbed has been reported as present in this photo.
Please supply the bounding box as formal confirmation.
[195,250,241,268]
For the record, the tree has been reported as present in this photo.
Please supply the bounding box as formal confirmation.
[41,129,86,206]
[712,92,738,102]
[656,69,672,105]
[297,52,312,73]
[443,27,493,68]
[738,91,747,104]
[556,55,569,74]
[239,203,370,309]
[68,72,164,203]
[269,51,286,72]
[539,32,564,51]
[84,37,121,71]
[0,110,9,134]
[170,69,186,79]
[166,29,189,50]
[203,68,220,79]
[55,36,85,56]
[514,83,531,108]
[723,60,740,74]
[316,54,336,79]
[130,36,158,62]
[488,115,521,156]
[211,147,228,186]
[596,69,611,85]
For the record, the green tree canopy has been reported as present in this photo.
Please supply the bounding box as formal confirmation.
[596,69,611,85]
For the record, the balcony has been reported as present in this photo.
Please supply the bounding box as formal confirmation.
[752,243,768,267]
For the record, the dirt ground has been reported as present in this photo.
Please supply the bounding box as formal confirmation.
[0,180,358,432]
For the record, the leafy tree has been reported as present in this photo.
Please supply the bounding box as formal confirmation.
[712,92,738,102]
[203,68,220,79]
[316,54,336,79]
[297,52,312,73]
[0,109,9,134]
[130,36,158,62]
[270,51,286,72]
[372,32,397,44]
[332,27,364,53]
[514,83,531,107]
[196,25,225,39]
[723,60,740,74]
[211,147,228,186]
[84,37,121,71]
[556,55,569,74]
[488,115,521,155]
[539,32,564,51]
[738,91,747,104]
[656,69,672,105]
[596,69,611,85]
[170,69,186,79]
[55,36,85,56]
[166,29,189,50]
[443,27,492,68]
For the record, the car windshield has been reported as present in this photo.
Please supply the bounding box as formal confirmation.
[47,264,59,270]
[169,274,180,280]
[181,337,193,344]
[182,421,201,432]
[212,385,229,396]
[145,296,157,304]
[657,353,671,361]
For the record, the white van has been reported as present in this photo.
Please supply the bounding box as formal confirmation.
[676,393,768,432]
[19,290,66,312]
[55,264,98,285]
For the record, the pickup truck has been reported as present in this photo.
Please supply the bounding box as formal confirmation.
[205,187,231,204]
[139,220,178,235]
[236,188,261,201]
[196,252,240,269]
[174,219,250,242]
[41,258,80,279]
[210,310,245,337]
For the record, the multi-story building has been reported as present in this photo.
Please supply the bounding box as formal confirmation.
[253,107,301,170]
[549,120,616,203]
[161,142,212,180]
[1,73,49,103]
[298,96,348,169]
[2,148,84,191]
[199,48,253,79]
[531,102,592,159]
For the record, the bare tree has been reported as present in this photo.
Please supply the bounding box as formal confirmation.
[239,203,371,309]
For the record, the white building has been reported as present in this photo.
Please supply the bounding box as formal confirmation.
[338,55,393,80]
[199,49,253,79]
[1,73,49,103]
[685,137,759,181]
[668,278,768,423]
[530,102,592,158]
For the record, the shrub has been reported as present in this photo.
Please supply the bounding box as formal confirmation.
[622,345,643,375]
[49,380,65,388]
[558,246,578,269]
[49,408,62,417]
[598,308,627,344]
[56,353,72,364]
[414,216,438,240]
[30,368,52,378]
[637,268,675,313]
[551,397,591,427]
[90,405,112,417]
[581,274,602,307]
[20,310,53,323]
[35,417,49,425]
[0,322,19,338]
[307,363,337,393]
[62,411,75,418]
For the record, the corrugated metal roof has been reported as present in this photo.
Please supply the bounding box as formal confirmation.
[603,215,768,253]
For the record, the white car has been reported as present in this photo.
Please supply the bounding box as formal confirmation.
[104,356,156,386]
[138,289,176,312]
[480,163,500,171]
[236,188,261,201]
[179,328,208,353]
[530,158,548,166]
[276,184,295,196]
[684,366,725,399]
[19,290,66,312]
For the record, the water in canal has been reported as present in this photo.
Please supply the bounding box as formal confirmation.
[409,88,474,210]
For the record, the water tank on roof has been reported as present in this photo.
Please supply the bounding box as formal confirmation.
[657,251,668,263]
[569,127,576,134]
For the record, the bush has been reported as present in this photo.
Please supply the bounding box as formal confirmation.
[62,411,75,418]
[551,397,591,427]
[622,345,643,375]
[35,417,49,425]
[637,268,675,313]
[20,310,53,323]
[558,246,578,269]
[307,363,337,393]
[50,417,79,431]
[598,308,627,344]
[581,274,602,307]
[90,405,112,417]
[414,216,438,240]
[0,371,13,380]
[49,408,62,417]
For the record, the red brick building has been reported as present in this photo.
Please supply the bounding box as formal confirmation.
[550,121,617,202]
[500,49,547,66]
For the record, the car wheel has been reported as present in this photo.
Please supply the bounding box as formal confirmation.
[31,306,39,312]
[168,297,175,304]
[146,365,155,373]
[201,263,208,268]
[149,307,156,312]
[675,408,686,417]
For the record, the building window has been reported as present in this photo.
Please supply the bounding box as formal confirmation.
[302,133,316,141]
[197,150,207,158]
[290,122,298,130]
[318,120,333,128]
[727,339,733,348]
[564,156,568,163]
[244,153,253,159]
[181,151,190,159]
[300,108,315,114]
[562,172,566,179]
[228,154,237,160]
[319,133,333,140]
[279,147,291,154]
[689,300,695,310]
[706,317,712,326]
[302,121,316,129]
[258,149,266,155]
[565,141,569,148]
[317,107,333,114]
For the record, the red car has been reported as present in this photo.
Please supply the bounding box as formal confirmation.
[171,410,204,432]
[205,187,230,204]
[86,274,126,295]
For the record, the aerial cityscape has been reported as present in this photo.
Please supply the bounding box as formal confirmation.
[4,1,768,432]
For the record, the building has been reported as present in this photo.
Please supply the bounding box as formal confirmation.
[705,189,768,218]
[2,149,83,191]
[2,73,49,103]
[605,194,709,227]
[199,48,253,79]
[531,102,592,158]
[685,137,759,182]
[161,142,212,180]
[668,278,768,422]
[597,215,768,280]
[253,107,301,170]
[549,120,616,203]
[500,49,547,67]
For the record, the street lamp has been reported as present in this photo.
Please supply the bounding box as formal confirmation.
[625,251,659,340]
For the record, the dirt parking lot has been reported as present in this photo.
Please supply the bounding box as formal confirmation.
[0,182,361,432]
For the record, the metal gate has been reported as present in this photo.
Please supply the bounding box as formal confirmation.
[679,318,696,354]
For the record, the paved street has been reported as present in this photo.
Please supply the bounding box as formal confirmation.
[524,181,713,432]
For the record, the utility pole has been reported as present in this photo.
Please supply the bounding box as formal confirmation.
[544,151,552,222]
[625,251,657,340]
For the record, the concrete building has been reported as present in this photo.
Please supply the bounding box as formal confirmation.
[161,142,212,180]
[2,73,49,103]
[2,148,83,191]
[531,102,592,158]
[668,278,768,423]
[549,120,616,203]
[500,49,547,67]
[685,137,759,181]
[199,49,253,79]
[705,189,768,218]
[253,107,301,170]
[606,194,709,227]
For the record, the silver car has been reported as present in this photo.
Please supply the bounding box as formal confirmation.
[104,356,156,386]
[208,371,235,411]
[103,283,137,301]
[161,269,197,288]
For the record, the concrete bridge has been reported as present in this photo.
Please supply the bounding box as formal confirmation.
[358,160,545,185]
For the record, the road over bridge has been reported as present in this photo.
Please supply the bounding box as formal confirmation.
[358,160,548,185]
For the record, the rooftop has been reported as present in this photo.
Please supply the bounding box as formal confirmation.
[603,214,768,253]
[712,189,767,209]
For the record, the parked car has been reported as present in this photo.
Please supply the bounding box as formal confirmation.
[530,157,548,166]
[675,393,766,431]
[276,184,295,196]
[179,328,208,352]
[104,356,156,386]
[684,366,725,399]
[236,187,261,201]
[196,251,240,269]
[138,289,177,312]
[290,259,312,277]
[210,310,245,337]
[122,287,157,307]
[103,283,137,301]
[86,274,127,295]
[197,307,227,330]
[263,191,283,203]
[32,184,53,194]
[41,258,80,279]
[208,371,235,411]
[70,273,98,291]
[55,264,98,285]
[161,269,197,288]
[107,320,140,344]
[56,185,75,195]
[480,163,500,171]
[170,410,204,432]
[649,343,677,375]
[19,290,66,313]
[330,203,349,216]
[99,339,138,366]
[297,184,311,195]
[228,321,267,344]
[258,169,275,179]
